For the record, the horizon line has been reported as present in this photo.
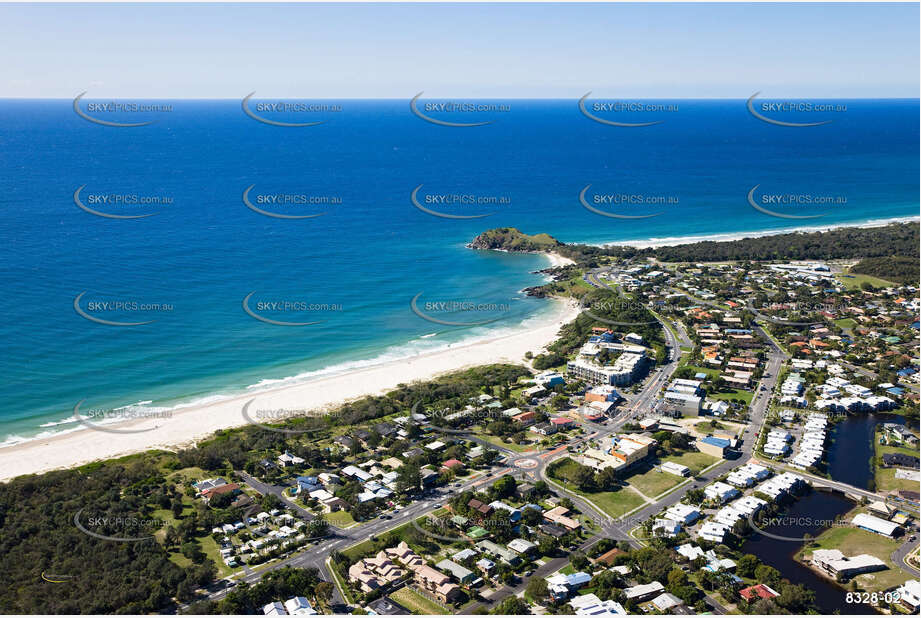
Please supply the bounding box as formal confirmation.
[3,95,920,101]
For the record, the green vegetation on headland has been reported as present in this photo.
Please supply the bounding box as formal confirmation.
[469,222,920,264]
[467,227,564,252]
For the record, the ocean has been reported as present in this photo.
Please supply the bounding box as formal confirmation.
[0,98,917,445]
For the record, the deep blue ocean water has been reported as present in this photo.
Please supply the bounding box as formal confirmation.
[0,98,917,444]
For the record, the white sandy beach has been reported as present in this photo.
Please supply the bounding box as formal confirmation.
[0,254,577,481]
[608,215,920,249]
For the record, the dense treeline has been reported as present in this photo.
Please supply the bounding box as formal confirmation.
[0,462,213,614]
[851,255,919,284]
[471,223,920,265]
[645,223,919,262]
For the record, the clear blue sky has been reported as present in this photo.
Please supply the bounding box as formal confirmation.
[2,3,918,98]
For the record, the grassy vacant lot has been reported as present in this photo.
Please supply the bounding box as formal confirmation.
[199,533,240,577]
[325,509,357,528]
[390,586,448,615]
[626,465,685,498]
[805,521,906,592]
[548,459,647,518]
[680,364,720,380]
[473,431,534,453]
[874,431,920,491]
[876,467,919,492]
[835,272,898,291]
[710,388,754,405]
[661,451,719,475]
[586,488,646,519]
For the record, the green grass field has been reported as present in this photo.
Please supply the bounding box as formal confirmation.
[835,272,898,291]
[573,485,645,519]
[325,510,357,528]
[833,318,858,330]
[390,586,449,615]
[661,451,720,475]
[710,388,754,405]
[626,466,685,498]
[875,468,919,492]
[473,431,534,453]
[805,521,905,592]
[874,432,920,491]
[680,364,720,380]
[547,460,647,518]
[199,534,240,577]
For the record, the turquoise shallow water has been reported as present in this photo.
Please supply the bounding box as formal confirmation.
[0,98,917,444]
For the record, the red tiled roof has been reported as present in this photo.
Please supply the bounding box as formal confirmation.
[740,584,779,602]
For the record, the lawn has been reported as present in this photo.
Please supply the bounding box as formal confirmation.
[681,364,720,380]
[804,518,906,592]
[199,533,240,577]
[835,272,898,291]
[577,486,646,519]
[626,465,686,498]
[834,318,858,331]
[874,432,920,491]
[710,388,754,405]
[473,431,534,453]
[164,465,209,484]
[661,451,720,475]
[547,461,647,519]
[875,467,919,492]
[390,586,449,615]
[325,510,357,528]
[342,521,414,561]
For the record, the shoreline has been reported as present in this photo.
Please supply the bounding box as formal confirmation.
[0,253,578,481]
[603,215,919,249]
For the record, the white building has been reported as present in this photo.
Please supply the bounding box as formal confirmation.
[661,461,691,477]
[663,503,702,525]
[852,513,901,537]
[704,481,740,504]
[284,597,318,615]
[698,521,732,543]
[569,593,627,616]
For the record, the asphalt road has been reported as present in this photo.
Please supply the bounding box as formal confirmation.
[199,274,896,615]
